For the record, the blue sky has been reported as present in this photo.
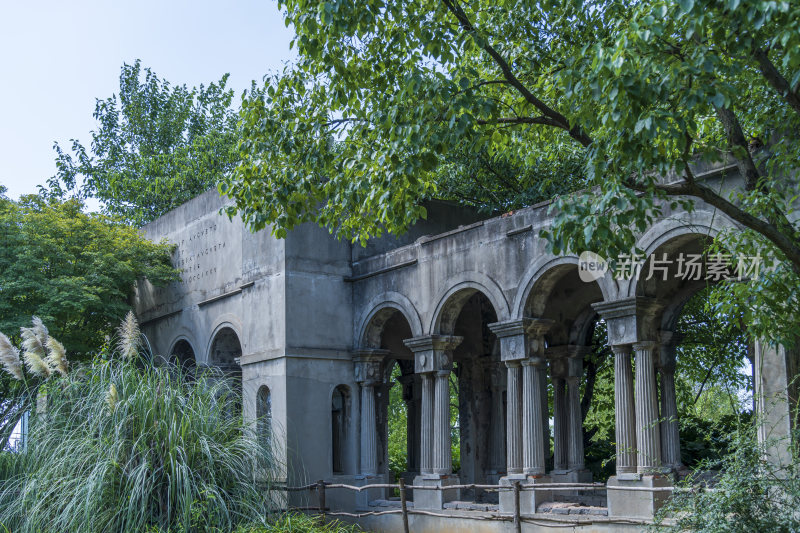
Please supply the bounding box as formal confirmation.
[0,0,295,202]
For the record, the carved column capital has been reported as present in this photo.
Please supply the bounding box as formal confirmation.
[403,335,462,374]
[489,318,538,362]
[353,348,388,385]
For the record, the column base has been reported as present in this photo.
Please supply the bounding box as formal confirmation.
[549,469,593,504]
[400,471,419,501]
[499,474,552,514]
[353,474,387,510]
[485,470,505,485]
[549,468,593,483]
[412,474,461,510]
[606,474,671,519]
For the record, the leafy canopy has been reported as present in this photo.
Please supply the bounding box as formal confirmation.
[0,193,178,356]
[224,0,800,343]
[45,60,239,226]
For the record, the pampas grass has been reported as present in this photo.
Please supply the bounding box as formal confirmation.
[0,333,23,381]
[0,353,281,533]
[117,310,141,360]
[45,337,68,376]
[20,319,51,378]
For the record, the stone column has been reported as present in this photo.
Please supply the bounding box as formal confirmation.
[354,351,386,478]
[489,364,506,474]
[505,360,523,474]
[522,358,547,475]
[633,341,661,473]
[360,381,378,475]
[399,374,417,473]
[403,335,463,510]
[754,340,799,467]
[433,369,452,475]
[420,372,434,475]
[566,375,585,471]
[552,377,568,470]
[612,345,637,475]
[658,334,681,470]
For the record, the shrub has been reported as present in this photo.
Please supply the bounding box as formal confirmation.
[654,428,800,532]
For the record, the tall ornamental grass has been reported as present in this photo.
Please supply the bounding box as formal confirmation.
[0,316,279,532]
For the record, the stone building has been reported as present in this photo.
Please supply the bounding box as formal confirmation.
[135,161,798,530]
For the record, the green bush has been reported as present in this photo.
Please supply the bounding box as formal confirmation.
[654,428,800,532]
[0,357,280,532]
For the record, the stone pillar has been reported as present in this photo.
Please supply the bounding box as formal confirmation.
[490,318,555,515]
[552,377,568,471]
[399,374,418,475]
[593,297,671,519]
[420,372,434,475]
[612,345,637,475]
[403,335,463,510]
[658,333,681,471]
[489,363,506,475]
[354,351,386,478]
[505,360,523,474]
[566,375,584,471]
[360,381,378,475]
[754,340,799,468]
[633,341,661,473]
[433,369,452,475]
[352,349,389,510]
[522,358,547,475]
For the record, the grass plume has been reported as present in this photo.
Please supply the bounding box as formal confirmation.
[45,337,68,376]
[117,310,140,359]
[0,332,23,381]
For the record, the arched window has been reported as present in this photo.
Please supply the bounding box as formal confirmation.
[332,385,350,474]
[257,385,272,442]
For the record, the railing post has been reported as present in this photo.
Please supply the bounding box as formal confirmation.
[317,479,326,519]
[399,478,410,533]
[513,480,521,533]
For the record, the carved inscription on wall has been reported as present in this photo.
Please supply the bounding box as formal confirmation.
[172,223,227,284]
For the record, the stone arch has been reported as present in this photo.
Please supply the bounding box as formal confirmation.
[256,385,272,440]
[513,255,616,320]
[207,324,243,370]
[624,209,728,298]
[428,272,510,335]
[356,292,423,349]
[516,257,606,346]
[206,317,244,367]
[168,336,197,369]
[331,384,354,475]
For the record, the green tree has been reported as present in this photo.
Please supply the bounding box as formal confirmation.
[45,60,239,226]
[224,0,800,345]
[0,193,178,356]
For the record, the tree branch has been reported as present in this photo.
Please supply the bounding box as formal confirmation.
[476,116,561,127]
[440,0,593,147]
[714,106,760,191]
[753,48,800,115]
[623,173,800,275]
